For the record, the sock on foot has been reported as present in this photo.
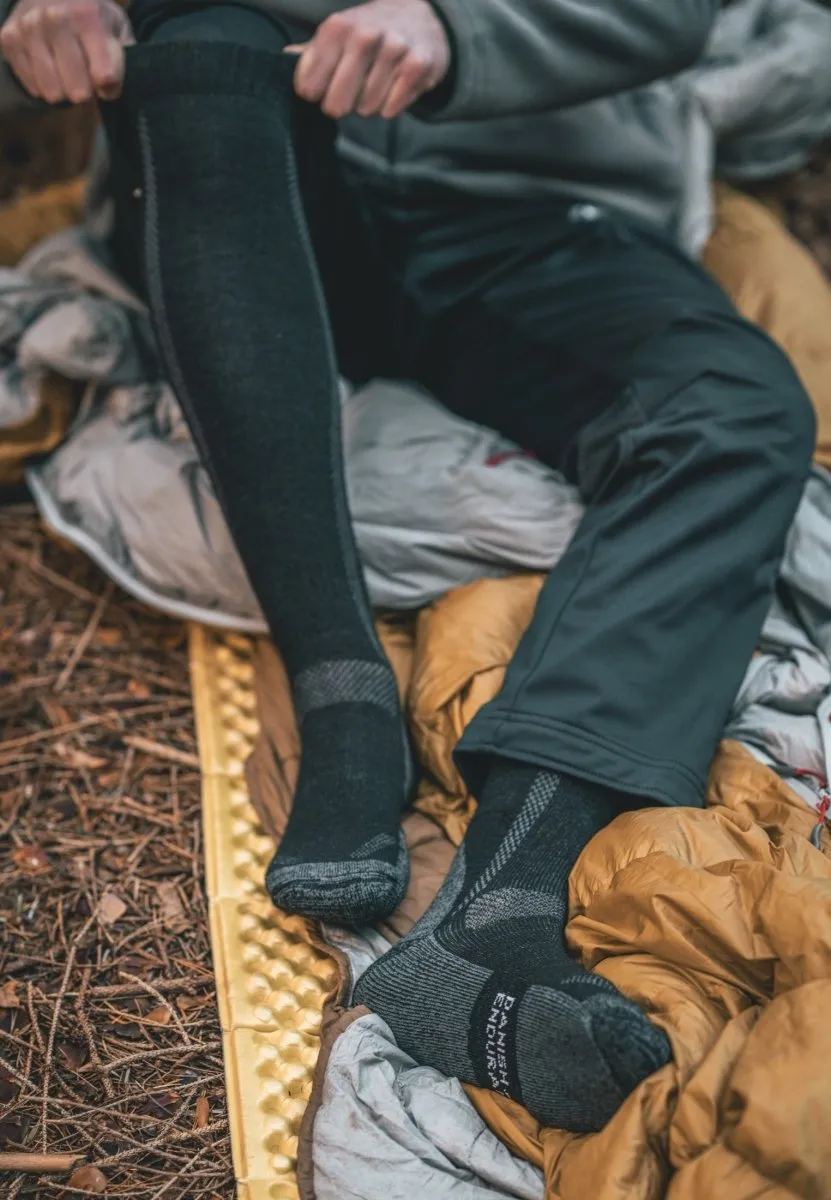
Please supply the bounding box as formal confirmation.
[354,761,671,1131]
[104,33,411,924]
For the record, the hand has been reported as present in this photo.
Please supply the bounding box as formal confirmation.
[0,0,133,104]
[291,0,450,120]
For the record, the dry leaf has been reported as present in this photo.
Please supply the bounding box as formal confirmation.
[55,742,107,771]
[144,1005,172,1027]
[157,881,185,925]
[0,980,20,1008]
[58,1039,88,1069]
[41,699,71,727]
[93,627,122,646]
[146,1090,180,1117]
[97,891,127,925]
[120,955,151,976]
[103,1020,143,1040]
[194,1094,210,1128]
[12,844,49,874]
[127,678,151,700]
[176,992,211,1013]
[68,1165,108,1193]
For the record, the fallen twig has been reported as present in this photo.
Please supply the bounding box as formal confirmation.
[80,1040,222,1075]
[0,697,193,753]
[54,581,115,693]
[118,972,193,1045]
[41,913,96,1150]
[121,735,201,770]
[1,539,99,603]
[0,1151,82,1173]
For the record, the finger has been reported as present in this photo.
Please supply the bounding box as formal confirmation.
[283,42,307,55]
[320,29,380,118]
[70,2,125,97]
[87,35,125,98]
[19,12,65,102]
[0,24,42,97]
[356,34,406,116]
[294,15,349,103]
[45,10,94,102]
[381,55,433,119]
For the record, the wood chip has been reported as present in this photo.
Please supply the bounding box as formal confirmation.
[0,979,20,1008]
[194,1094,210,1129]
[93,627,122,646]
[157,881,186,925]
[176,993,212,1013]
[144,1005,172,1027]
[97,891,127,925]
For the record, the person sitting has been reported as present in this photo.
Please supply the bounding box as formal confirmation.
[0,0,815,1131]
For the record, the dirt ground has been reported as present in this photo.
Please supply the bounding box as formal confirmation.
[0,510,233,1199]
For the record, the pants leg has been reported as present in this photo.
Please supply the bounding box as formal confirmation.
[397,201,816,807]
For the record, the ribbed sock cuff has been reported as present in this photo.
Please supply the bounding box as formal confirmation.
[120,40,293,106]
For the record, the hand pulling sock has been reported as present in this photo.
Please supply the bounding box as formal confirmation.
[354,761,671,1131]
[104,31,411,924]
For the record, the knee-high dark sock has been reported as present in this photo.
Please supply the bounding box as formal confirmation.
[104,30,411,924]
[354,761,671,1132]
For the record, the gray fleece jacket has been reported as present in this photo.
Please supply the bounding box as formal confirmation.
[0,0,830,238]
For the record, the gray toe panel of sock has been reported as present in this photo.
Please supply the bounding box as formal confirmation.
[267,829,410,923]
[516,986,627,1131]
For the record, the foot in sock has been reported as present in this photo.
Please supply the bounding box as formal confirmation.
[354,761,671,1131]
[265,658,413,924]
[106,29,411,924]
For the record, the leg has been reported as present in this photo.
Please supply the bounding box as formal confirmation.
[102,3,411,924]
[355,203,815,1129]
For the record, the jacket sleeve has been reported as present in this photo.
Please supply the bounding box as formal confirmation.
[421,0,719,121]
[0,0,721,120]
